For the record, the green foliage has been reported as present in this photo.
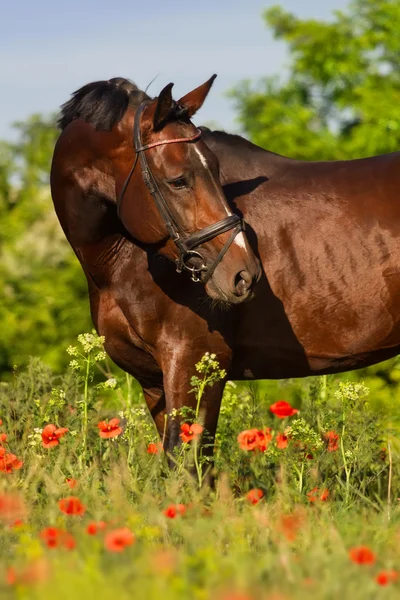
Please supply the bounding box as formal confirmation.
[0,115,91,376]
[231,0,400,160]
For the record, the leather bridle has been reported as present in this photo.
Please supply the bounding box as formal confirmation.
[117,100,243,283]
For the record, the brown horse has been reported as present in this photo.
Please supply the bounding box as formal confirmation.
[51,76,400,461]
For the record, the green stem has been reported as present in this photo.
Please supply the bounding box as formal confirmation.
[340,425,351,504]
[193,439,202,489]
[126,372,132,407]
[81,355,91,465]
[195,380,207,420]
[298,461,305,494]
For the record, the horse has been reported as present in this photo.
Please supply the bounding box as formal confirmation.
[51,76,400,464]
[50,76,260,460]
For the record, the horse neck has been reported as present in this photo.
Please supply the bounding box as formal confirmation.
[202,130,289,185]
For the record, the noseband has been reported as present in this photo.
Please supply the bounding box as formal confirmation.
[117,101,243,283]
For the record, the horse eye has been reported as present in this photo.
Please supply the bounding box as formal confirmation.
[169,177,187,189]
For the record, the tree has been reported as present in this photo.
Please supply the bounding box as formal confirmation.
[231,0,400,160]
[0,116,91,376]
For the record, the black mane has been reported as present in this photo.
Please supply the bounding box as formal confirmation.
[58,77,149,131]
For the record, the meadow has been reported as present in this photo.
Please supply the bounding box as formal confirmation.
[1,332,400,599]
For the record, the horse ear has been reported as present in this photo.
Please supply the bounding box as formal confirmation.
[177,74,217,118]
[153,82,174,130]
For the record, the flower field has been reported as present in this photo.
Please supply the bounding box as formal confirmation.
[1,333,400,599]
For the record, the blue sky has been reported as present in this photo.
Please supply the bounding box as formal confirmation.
[0,0,348,140]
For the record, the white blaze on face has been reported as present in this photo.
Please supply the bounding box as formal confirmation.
[235,231,247,249]
[194,144,247,250]
[194,145,208,168]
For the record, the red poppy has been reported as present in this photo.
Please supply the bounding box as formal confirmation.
[256,428,273,452]
[41,424,69,449]
[40,527,76,550]
[0,493,26,523]
[6,567,16,586]
[180,423,204,443]
[307,487,319,503]
[307,487,329,502]
[376,570,398,586]
[97,418,122,439]
[163,504,187,518]
[276,433,289,449]
[269,400,299,419]
[0,433,7,444]
[237,428,273,452]
[0,448,23,473]
[320,488,329,501]
[5,559,50,586]
[246,489,264,505]
[9,519,24,529]
[147,442,163,454]
[278,512,304,542]
[66,478,78,489]
[349,546,376,565]
[237,429,260,451]
[104,527,135,552]
[324,430,339,452]
[58,496,85,517]
[86,520,107,535]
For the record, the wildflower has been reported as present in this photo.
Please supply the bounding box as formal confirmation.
[104,527,135,552]
[269,400,299,419]
[0,493,26,523]
[180,423,204,443]
[10,519,24,529]
[58,496,85,517]
[278,512,304,542]
[307,487,319,503]
[307,487,329,502]
[104,378,117,389]
[97,418,122,439]
[163,504,186,518]
[41,424,69,449]
[86,521,107,535]
[40,527,76,550]
[0,448,23,473]
[276,433,289,449]
[246,489,264,505]
[0,433,7,444]
[6,567,16,586]
[349,546,376,565]
[237,428,273,452]
[5,559,50,586]
[320,488,329,501]
[376,570,398,586]
[324,430,339,452]
[380,447,387,461]
[147,442,163,454]
[256,428,273,452]
[66,478,78,489]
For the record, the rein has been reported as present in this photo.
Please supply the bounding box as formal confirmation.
[117,101,243,283]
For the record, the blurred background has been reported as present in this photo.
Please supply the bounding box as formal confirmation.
[1,0,400,391]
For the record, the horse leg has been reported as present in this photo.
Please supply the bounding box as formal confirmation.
[142,386,167,439]
[161,359,227,479]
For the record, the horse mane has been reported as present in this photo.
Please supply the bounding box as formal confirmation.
[58,77,149,131]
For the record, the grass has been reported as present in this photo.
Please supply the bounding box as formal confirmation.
[0,333,400,599]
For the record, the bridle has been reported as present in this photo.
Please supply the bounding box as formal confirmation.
[117,100,243,283]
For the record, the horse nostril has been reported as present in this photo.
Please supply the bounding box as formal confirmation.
[234,270,254,296]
